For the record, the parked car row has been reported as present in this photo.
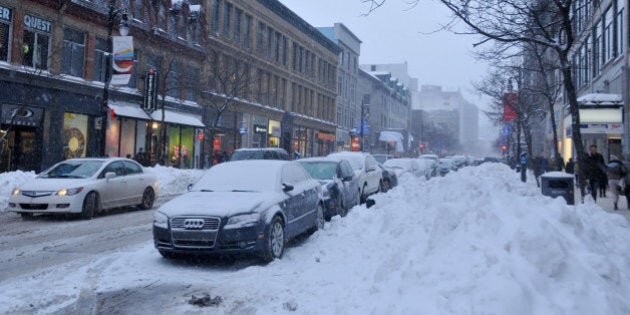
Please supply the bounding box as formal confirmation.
[5,149,399,263]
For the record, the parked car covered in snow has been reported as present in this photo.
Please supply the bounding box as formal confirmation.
[327,152,383,202]
[298,157,360,220]
[7,157,158,220]
[383,158,423,178]
[153,160,324,262]
[377,163,398,192]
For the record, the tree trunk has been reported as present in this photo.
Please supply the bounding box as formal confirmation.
[561,65,586,198]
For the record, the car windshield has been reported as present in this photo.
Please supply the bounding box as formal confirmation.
[230,150,264,161]
[192,163,279,192]
[299,161,337,180]
[39,160,104,178]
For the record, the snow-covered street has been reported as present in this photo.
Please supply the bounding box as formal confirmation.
[1,163,630,315]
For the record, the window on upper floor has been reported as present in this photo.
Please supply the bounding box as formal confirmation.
[282,36,288,66]
[61,26,85,78]
[132,0,145,22]
[244,14,252,48]
[223,2,232,38]
[211,0,220,34]
[614,0,623,57]
[274,32,281,63]
[185,67,199,101]
[158,4,167,31]
[22,14,51,70]
[166,60,181,98]
[603,6,613,63]
[257,22,265,54]
[0,6,10,63]
[93,37,107,82]
[234,8,242,43]
[266,27,272,59]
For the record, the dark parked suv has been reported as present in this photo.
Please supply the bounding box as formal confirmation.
[229,148,291,161]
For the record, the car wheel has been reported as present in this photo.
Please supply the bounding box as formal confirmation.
[138,188,155,210]
[381,179,390,192]
[81,192,98,220]
[361,184,368,204]
[337,195,348,217]
[262,216,285,262]
[315,203,325,230]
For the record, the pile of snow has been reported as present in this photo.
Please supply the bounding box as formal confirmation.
[0,170,36,211]
[1,163,629,314]
[148,165,204,199]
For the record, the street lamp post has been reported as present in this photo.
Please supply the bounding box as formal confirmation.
[100,0,129,156]
[360,94,370,152]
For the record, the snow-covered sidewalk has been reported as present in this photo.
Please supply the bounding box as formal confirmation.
[0,163,629,314]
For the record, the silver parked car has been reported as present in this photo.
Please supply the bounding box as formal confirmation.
[8,157,158,219]
[327,152,383,203]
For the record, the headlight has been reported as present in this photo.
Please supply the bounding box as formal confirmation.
[153,211,169,229]
[225,213,260,229]
[56,187,84,196]
[12,188,20,196]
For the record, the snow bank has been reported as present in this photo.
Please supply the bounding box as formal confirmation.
[0,170,36,211]
[1,163,629,314]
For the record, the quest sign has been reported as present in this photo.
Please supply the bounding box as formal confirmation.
[24,14,52,33]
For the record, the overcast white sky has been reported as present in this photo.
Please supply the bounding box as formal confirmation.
[279,0,488,97]
[279,0,498,149]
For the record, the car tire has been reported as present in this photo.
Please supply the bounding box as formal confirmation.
[262,216,285,262]
[360,184,368,204]
[314,203,325,230]
[138,188,155,210]
[381,179,390,192]
[81,192,98,220]
[337,195,348,217]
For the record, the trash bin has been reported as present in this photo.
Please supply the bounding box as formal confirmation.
[541,172,575,205]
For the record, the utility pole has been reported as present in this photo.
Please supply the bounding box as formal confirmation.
[99,0,129,156]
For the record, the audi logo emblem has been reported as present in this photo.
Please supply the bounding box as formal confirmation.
[183,219,205,229]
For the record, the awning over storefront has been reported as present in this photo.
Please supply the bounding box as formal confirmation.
[108,102,151,120]
[379,131,404,152]
[577,93,622,106]
[150,109,205,128]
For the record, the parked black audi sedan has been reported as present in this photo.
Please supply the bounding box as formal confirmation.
[153,160,324,262]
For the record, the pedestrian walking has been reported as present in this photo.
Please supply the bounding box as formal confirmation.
[583,144,606,201]
[606,155,626,210]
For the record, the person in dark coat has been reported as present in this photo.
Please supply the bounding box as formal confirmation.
[565,158,575,174]
[583,144,606,201]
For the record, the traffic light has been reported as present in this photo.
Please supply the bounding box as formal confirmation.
[419,143,425,153]
[501,145,507,153]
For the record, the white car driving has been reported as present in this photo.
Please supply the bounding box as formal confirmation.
[8,157,158,219]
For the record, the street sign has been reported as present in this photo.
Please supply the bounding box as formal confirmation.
[143,68,158,112]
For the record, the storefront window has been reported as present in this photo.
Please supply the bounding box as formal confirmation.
[268,119,280,147]
[63,113,88,159]
[167,125,181,167]
[180,127,194,168]
[0,5,12,63]
[120,119,136,158]
[22,14,51,70]
[105,118,120,157]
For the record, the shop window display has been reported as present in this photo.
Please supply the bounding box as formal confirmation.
[62,113,88,159]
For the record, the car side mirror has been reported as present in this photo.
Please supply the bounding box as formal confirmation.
[187,184,193,192]
[105,172,116,179]
[282,183,294,192]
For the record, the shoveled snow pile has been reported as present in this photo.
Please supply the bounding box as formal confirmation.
[0,163,629,314]
[0,170,35,211]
